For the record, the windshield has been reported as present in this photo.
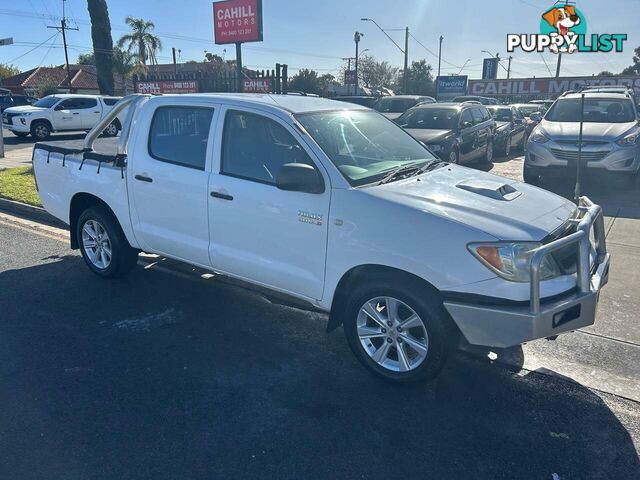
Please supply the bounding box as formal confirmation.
[545,98,635,123]
[516,105,544,116]
[295,110,435,186]
[32,96,59,108]
[374,97,419,113]
[488,107,512,122]
[397,108,458,130]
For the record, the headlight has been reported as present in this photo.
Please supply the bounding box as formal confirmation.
[427,143,442,152]
[529,129,549,144]
[616,131,639,146]
[468,242,562,282]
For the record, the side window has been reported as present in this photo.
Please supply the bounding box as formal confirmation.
[57,98,97,110]
[102,98,119,106]
[78,98,98,109]
[481,107,492,122]
[221,110,314,184]
[460,109,474,127]
[513,108,524,120]
[148,106,214,170]
[471,108,484,125]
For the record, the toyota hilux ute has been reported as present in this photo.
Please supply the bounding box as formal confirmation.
[32,94,610,383]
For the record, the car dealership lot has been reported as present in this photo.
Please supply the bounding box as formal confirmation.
[1,132,639,478]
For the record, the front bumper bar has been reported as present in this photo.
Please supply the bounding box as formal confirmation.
[444,197,610,348]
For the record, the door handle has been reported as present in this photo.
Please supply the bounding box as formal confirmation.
[135,174,153,183]
[210,191,233,201]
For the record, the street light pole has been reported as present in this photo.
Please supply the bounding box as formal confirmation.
[507,55,513,79]
[354,31,364,95]
[437,36,443,77]
[404,27,409,93]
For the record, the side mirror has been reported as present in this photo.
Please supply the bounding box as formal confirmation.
[461,121,472,129]
[54,104,65,111]
[276,163,324,194]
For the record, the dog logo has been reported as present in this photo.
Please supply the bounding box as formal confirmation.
[542,5,581,53]
[507,2,626,56]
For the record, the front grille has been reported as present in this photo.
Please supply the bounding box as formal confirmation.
[544,219,578,275]
[2,112,19,125]
[550,148,609,163]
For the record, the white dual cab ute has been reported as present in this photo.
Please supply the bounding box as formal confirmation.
[32,94,611,382]
[2,94,122,140]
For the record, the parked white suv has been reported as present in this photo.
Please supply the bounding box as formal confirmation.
[2,94,122,140]
[31,94,610,383]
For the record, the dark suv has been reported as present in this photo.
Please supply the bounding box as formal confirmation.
[0,94,36,112]
[373,95,436,121]
[396,102,496,164]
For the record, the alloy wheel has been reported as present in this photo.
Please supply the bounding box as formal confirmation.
[82,219,112,269]
[104,123,118,136]
[449,150,458,164]
[505,136,511,157]
[34,124,49,139]
[357,296,429,372]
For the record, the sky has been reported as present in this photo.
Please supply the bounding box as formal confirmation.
[1,0,639,80]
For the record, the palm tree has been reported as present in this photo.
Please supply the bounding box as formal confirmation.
[117,17,162,65]
[86,0,115,95]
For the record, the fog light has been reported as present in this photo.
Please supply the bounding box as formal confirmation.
[20,118,26,125]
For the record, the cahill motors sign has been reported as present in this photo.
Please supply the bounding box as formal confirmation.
[507,2,626,55]
[468,76,640,97]
[213,0,263,44]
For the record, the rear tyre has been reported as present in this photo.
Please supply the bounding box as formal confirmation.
[102,121,119,137]
[30,121,51,141]
[343,279,453,383]
[480,139,494,164]
[77,207,138,279]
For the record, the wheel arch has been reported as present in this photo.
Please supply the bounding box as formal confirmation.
[69,193,128,250]
[30,118,53,132]
[327,264,444,333]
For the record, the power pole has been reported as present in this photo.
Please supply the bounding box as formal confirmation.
[555,53,562,78]
[403,27,409,93]
[47,0,78,93]
[437,36,444,77]
[507,56,513,79]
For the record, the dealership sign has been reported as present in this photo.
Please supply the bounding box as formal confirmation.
[436,75,468,100]
[242,78,272,93]
[135,80,200,94]
[468,76,640,97]
[482,58,499,80]
[213,0,263,44]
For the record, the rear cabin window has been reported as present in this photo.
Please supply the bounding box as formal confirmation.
[148,106,214,170]
[221,110,313,184]
[103,98,120,106]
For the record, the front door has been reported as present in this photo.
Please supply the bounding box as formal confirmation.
[52,98,85,130]
[129,102,218,266]
[208,107,330,300]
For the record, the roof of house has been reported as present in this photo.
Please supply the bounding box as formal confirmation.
[0,64,130,93]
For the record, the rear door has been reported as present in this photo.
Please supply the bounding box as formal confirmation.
[208,107,330,300]
[129,100,219,266]
[79,97,101,129]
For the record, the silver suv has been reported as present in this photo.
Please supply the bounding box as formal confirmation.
[524,91,639,186]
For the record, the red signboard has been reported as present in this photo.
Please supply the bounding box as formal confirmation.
[213,0,263,45]
[135,80,200,95]
[242,78,272,93]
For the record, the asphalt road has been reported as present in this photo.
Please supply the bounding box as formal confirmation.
[2,129,118,154]
[1,212,639,480]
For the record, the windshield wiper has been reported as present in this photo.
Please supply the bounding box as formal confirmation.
[376,161,428,185]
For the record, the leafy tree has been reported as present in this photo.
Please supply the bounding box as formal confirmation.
[597,70,616,77]
[621,46,640,75]
[357,55,398,89]
[77,52,95,65]
[112,47,146,95]
[288,69,337,95]
[0,64,20,80]
[117,17,162,65]
[398,60,436,96]
[36,81,59,98]
[87,0,115,95]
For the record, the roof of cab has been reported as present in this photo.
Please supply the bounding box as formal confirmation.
[154,93,368,114]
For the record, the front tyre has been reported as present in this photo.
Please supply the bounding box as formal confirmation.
[448,148,459,164]
[481,139,494,164]
[77,207,138,278]
[343,280,453,383]
[30,121,51,140]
